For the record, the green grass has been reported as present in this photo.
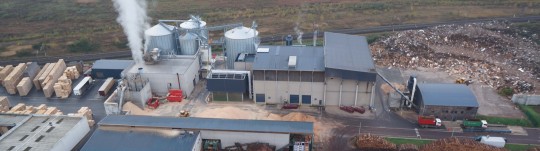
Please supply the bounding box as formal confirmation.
[519,104,540,127]
[385,137,433,147]
[505,144,539,151]
[476,115,532,127]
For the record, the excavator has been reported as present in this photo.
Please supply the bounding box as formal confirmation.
[455,77,473,85]
[178,110,190,117]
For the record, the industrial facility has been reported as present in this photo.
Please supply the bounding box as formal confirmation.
[82,115,314,151]
[0,114,90,151]
[412,83,479,120]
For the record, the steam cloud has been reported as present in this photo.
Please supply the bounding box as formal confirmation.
[112,0,150,64]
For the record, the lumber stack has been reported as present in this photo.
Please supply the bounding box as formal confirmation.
[16,77,33,96]
[63,66,80,79]
[0,103,64,115]
[68,107,94,126]
[3,63,27,94]
[54,75,72,98]
[23,62,41,80]
[33,63,50,90]
[0,65,13,84]
[41,59,67,98]
[0,96,10,112]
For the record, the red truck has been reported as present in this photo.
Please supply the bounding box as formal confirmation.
[418,116,442,128]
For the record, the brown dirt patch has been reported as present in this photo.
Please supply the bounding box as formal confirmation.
[1,45,32,57]
[381,82,405,94]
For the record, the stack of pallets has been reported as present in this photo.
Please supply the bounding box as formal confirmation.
[63,66,80,80]
[53,75,72,98]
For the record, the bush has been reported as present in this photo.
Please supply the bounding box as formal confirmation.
[16,49,33,57]
[519,105,540,127]
[68,39,99,52]
[498,87,514,96]
[476,115,532,127]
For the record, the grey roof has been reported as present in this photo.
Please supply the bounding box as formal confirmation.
[253,46,324,71]
[324,32,375,73]
[417,83,479,107]
[0,114,29,127]
[99,115,314,134]
[92,59,134,70]
[82,128,199,151]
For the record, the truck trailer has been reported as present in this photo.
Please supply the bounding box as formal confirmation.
[73,76,94,96]
[474,136,506,148]
[418,116,442,128]
[462,119,488,128]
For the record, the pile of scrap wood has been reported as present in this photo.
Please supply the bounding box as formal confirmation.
[419,137,505,151]
[352,134,397,151]
[16,77,33,96]
[2,103,63,115]
[3,63,27,94]
[0,65,13,84]
[0,97,10,112]
[68,107,94,126]
[398,144,419,151]
[54,75,72,98]
[63,66,80,79]
[36,59,67,98]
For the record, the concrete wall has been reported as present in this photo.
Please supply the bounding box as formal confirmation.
[181,57,200,97]
[234,62,253,71]
[253,80,324,105]
[421,105,478,120]
[200,130,290,149]
[512,94,540,105]
[324,77,373,106]
[104,89,119,115]
[126,83,152,108]
[51,117,90,151]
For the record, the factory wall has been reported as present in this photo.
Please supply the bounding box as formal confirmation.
[50,117,90,151]
[324,77,373,106]
[234,62,253,71]
[200,130,290,149]
[420,105,478,121]
[180,57,200,97]
[253,80,324,105]
[136,57,200,97]
[192,132,202,151]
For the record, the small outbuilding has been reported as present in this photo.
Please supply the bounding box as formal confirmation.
[412,83,479,120]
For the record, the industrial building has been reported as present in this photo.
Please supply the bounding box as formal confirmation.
[0,114,90,151]
[248,32,377,106]
[91,59,134,79]
[412,83,479,120]
[82,115,314,151]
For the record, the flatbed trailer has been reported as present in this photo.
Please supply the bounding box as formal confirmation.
[462,127,512,133]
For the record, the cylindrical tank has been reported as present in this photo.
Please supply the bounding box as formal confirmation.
[180,19,207,37]
[285,35,293,46]
[224,26,258,69]
[145,24,177,55]
[179,32,199,55]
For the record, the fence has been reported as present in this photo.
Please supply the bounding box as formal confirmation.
[512,94,540,105]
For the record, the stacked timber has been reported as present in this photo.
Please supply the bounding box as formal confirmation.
[68,107,94,126]
[4,63,27,94]
[0,96,10,112]
[0,103,64,115]
[41,59,67,98]
[33,63,50,90]
[23,62,41,80]
[53,75,72,98]
[67,61,84,74]
[63,66,80,79]
[16,77,33,96]
[0,65,13,84]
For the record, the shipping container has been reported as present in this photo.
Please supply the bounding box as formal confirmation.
[463,119,488,128]
[98,77,116,96]
[74,76,94,96]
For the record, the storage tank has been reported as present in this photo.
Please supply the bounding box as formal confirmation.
[145,24,177,55]
[224,26,258,69]
[180,19,207,37]
[179,32,199,55]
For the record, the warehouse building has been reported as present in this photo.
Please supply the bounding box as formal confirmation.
[91,59,134,79]
[82,115,314,151]
[412,83,479,120]
[250,32,376,106]
[0,114,90,151]
[206,70,251,102]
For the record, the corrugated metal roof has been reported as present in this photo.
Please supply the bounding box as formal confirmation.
[99,115,314,134]
[82,128,199,151]
[180,19,206,29]
[324,32,376,73]
[417,83,479,107]
[92,59,134,70]
[145,24,175,36]
[225,26,258,39]
[252,46,324,71]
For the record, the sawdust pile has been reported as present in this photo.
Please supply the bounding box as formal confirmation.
[398,144,418,151]
[122,101,157,116]
[381,83,406,94]
[194,106,257,119]
[352,134,396,151]
[371,21,539,93]
[419,137,506,151]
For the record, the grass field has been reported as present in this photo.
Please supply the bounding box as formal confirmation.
[1,0,540,58]
[385,137,539,151]
[476,115,533,127]
[519,105,540,127]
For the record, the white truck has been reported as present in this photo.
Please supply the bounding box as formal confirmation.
[73,76,94,96]
[474,136,506,148]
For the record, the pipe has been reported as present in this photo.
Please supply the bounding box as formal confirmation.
[354,81,359,106]
[409,78,417,108]
[339,80,343,106]
[370,82,375,108]
[323,82,327,106]
[176,73,181,90]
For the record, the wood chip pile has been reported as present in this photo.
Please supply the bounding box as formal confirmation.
[54,75,72,98]
[352,134,397,151]
[3,63,27,94]
[398,144,419,151]
[16,77,33,96]
[419,137,506,151]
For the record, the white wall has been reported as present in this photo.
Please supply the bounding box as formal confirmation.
[192,132,202,151]
[50,117,90,151]
[253,80,324,105]
[200,130,290,149]
[325,77,373,106]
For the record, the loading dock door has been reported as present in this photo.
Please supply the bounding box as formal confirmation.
[256,94,265,103]
[302,95,311,105]
[290,95,299,104]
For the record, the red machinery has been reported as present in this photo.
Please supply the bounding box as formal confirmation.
[418,115,442,128]
[167,89,183,102]
[147,97,160,109]
[282,103,299,109]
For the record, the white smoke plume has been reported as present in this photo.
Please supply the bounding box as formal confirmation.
[294,22,304,45]
[112,0,150,64]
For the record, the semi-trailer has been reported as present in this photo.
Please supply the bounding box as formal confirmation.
[418,116,442,128]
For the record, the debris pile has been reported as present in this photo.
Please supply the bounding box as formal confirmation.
[223,142,275,151]
[371,21,540,93]
[352,134,396,150]
[398,144,418,151]
[419,137,505,151]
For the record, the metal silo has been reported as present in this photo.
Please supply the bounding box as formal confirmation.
[144,24,177,55]
[179,32,199,55]
[224,26,258,69]
[180,19,207,35]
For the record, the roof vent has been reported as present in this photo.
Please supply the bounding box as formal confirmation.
[288,56,297,68]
